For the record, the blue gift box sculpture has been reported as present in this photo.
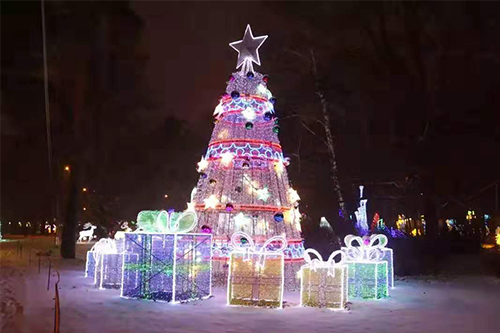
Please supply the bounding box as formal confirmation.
[121,210,212,303]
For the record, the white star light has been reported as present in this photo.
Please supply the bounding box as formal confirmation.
[213,102,224,117]
[197,157,208,172]
[186,202,196,212]
[256,187,270,202]
[220,151,234,166]
[288,188,300,203]
[241,107,256,121]
[233,213,251,228]
[229,25,268,72]
[203,195,219,209]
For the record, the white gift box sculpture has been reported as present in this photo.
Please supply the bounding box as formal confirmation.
[342,234,390,299]
[299,249,348,310]
[227,232,287,308]
[121,210,213,303]
[85,238,123,289]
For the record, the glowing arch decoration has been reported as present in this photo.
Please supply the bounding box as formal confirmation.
[299,249,348,310]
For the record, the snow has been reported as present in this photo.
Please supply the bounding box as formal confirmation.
[2,236,500,333]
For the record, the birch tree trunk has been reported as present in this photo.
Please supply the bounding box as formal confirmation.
[309,49,348,222]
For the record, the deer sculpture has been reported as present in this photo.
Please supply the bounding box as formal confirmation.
[78,225,97,243]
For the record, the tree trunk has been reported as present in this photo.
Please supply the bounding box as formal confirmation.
[309,49,348,222]
[60,162,79,258]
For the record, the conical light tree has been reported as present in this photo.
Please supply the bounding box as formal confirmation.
[190,25,304,269]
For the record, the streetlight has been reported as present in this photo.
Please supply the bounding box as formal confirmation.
[83,207,87,211]
[83,188,87,192]
[64,166,70,172]
[164,194,169,198]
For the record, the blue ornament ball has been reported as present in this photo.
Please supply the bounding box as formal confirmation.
[264,112,272,121]
[231,91,240,99]
[274,212,284,222]
[269,97,277,105]
[246,72,255,79]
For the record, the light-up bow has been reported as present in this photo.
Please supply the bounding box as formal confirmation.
[302,248,346,277]
[90,238,117,264]
[230,231,288,268]
[136,210,197,233]
[343,234,387,262]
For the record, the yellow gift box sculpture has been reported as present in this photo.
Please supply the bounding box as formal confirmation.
[300,249,348,310]
[227,232,287,308]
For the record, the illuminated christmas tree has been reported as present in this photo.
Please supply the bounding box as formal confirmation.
[189,25,304,282]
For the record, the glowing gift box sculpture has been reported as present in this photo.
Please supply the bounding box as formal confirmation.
[342,235,389,299]
[299,249,348,310]
[343,234,394,288]
[121,210,213,303]
[227,232,287,308]
[85,238,123,289]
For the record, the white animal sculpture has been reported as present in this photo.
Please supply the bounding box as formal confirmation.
[78,225,97,243]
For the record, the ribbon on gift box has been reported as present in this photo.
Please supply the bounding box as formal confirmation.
[136,209,197,233]
[343,234,387,261]
[90,238,117,267]
[302,248,345,277]
[230,232,287,268]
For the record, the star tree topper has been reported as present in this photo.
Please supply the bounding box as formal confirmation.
[229,25,268,73]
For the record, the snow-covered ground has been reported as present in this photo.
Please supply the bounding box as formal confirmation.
[2,236,500,333]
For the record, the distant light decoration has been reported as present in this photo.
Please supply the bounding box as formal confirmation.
[197,156,209,172]
[220,151,235,165]
[299,249,348,310]
[233,213,252,229]
[121,232,213,303]
[342,234,391,295]
[83,188,87,192]
[256,187,270,202]
[203,195,219,209]
[227,232,286,308]
[64,165,70,171]
[241,107,256,121]
[354,186,369,236]
[466,210,476,223]
[496,227,500,246]
[445,219,457,231]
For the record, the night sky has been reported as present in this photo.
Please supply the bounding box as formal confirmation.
[1,1,499,230]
